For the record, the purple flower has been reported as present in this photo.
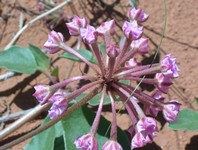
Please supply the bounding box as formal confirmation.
[96,20,115,36]
[122,21,143,40]
[44,30,64,54]
[74,133,98,150]
[125,58,139,68]
[66,15,88,36]
[102,140,123,150]
[161,54,179,78]
[155,73,172,93]
[80,25,97,44]
[131,132,146,149]
[136,117,158,138]
[107,45,119,58]
[48,91,68,119]
[163,100,181,122]
[130,38,149,54]
[144,91,164,117]
[33,84,50,105]
[128,7,149,23]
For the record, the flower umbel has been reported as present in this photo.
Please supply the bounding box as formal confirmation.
[33,7,180,150]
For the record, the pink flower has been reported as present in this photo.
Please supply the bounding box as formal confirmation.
[163,100,181,122]
[155,73,172,93]
[144,91,164,117]
[96,20,115,36]
[161,54,179,78]
[131,132,146,149]
[48,90,68,119]
[122,21,143,40]
[80,25,97,44]
[125,58,139,68]
[33,84,50,105]
[136,117,158,138]
[128,7,149,23]
[107,45,119,58]
[102,140,123,150]
[74,133,98,150]
[66,15,88,36]
[44,30,64,54]
[130,38,149,54]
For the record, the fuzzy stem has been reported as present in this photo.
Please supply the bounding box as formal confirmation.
[52,75,96,90]
[114,63,159,74]
[121,76,157,85]
[113,88,138,124]
[90,85,106,135]
[114,65,161,79]
[114,37,131,70]
[65,80,103,102]
[107,57,116,80]
[60,43,99,74]
[0,87,100,150]
[119,48,137,65]
[108,91,117,141]
[89,43,105,75]
[112,83,145,119]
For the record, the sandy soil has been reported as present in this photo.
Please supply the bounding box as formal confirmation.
[0,0,198,150]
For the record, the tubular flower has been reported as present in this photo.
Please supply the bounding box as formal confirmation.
[33,6,181,150]
[163,100,181,122]
[33,84,50,105]
[74,133,98,150]
[102,140,123,150]
[128,7,149,23]
[122,21,143,40]
[66,15,88,36]
[44,30,64,54]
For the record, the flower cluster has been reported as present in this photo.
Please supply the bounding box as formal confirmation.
[33,7,180,149]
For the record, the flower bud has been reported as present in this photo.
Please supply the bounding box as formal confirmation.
[44,30,64,54]
[80,25,97,44]
[102,140,123,150]
[122,21,143,40]
[125,58,139,68]
[155,73,172,93]
[128,7,149,23]
[131,132,146,149]
[144,91,164,117]
[160,54,179,78]
[130,38,149,54]
[33,84,50,105]
[107,45,119,58]
[66,15,88,36]
[163,100,181,122]
[136,117,158,138]
[74,133,98,150]
[96,20,115,36]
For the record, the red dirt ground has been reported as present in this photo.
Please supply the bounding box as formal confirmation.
[0,0,198,150]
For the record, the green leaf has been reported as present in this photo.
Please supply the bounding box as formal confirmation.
[0,45,50,74]
[88,93,111,106]
[98,44,106,55]
[61,106,130,149]
[61,49,97,64]
[169,109,198,131]
[51,67,59,78]
[129,0,139,8]
[195,97,198,106]
[24,117,64,150]
[28,44,50,71]
[0,46,37,73]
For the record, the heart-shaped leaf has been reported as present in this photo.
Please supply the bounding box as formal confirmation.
[169,109,198,131]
